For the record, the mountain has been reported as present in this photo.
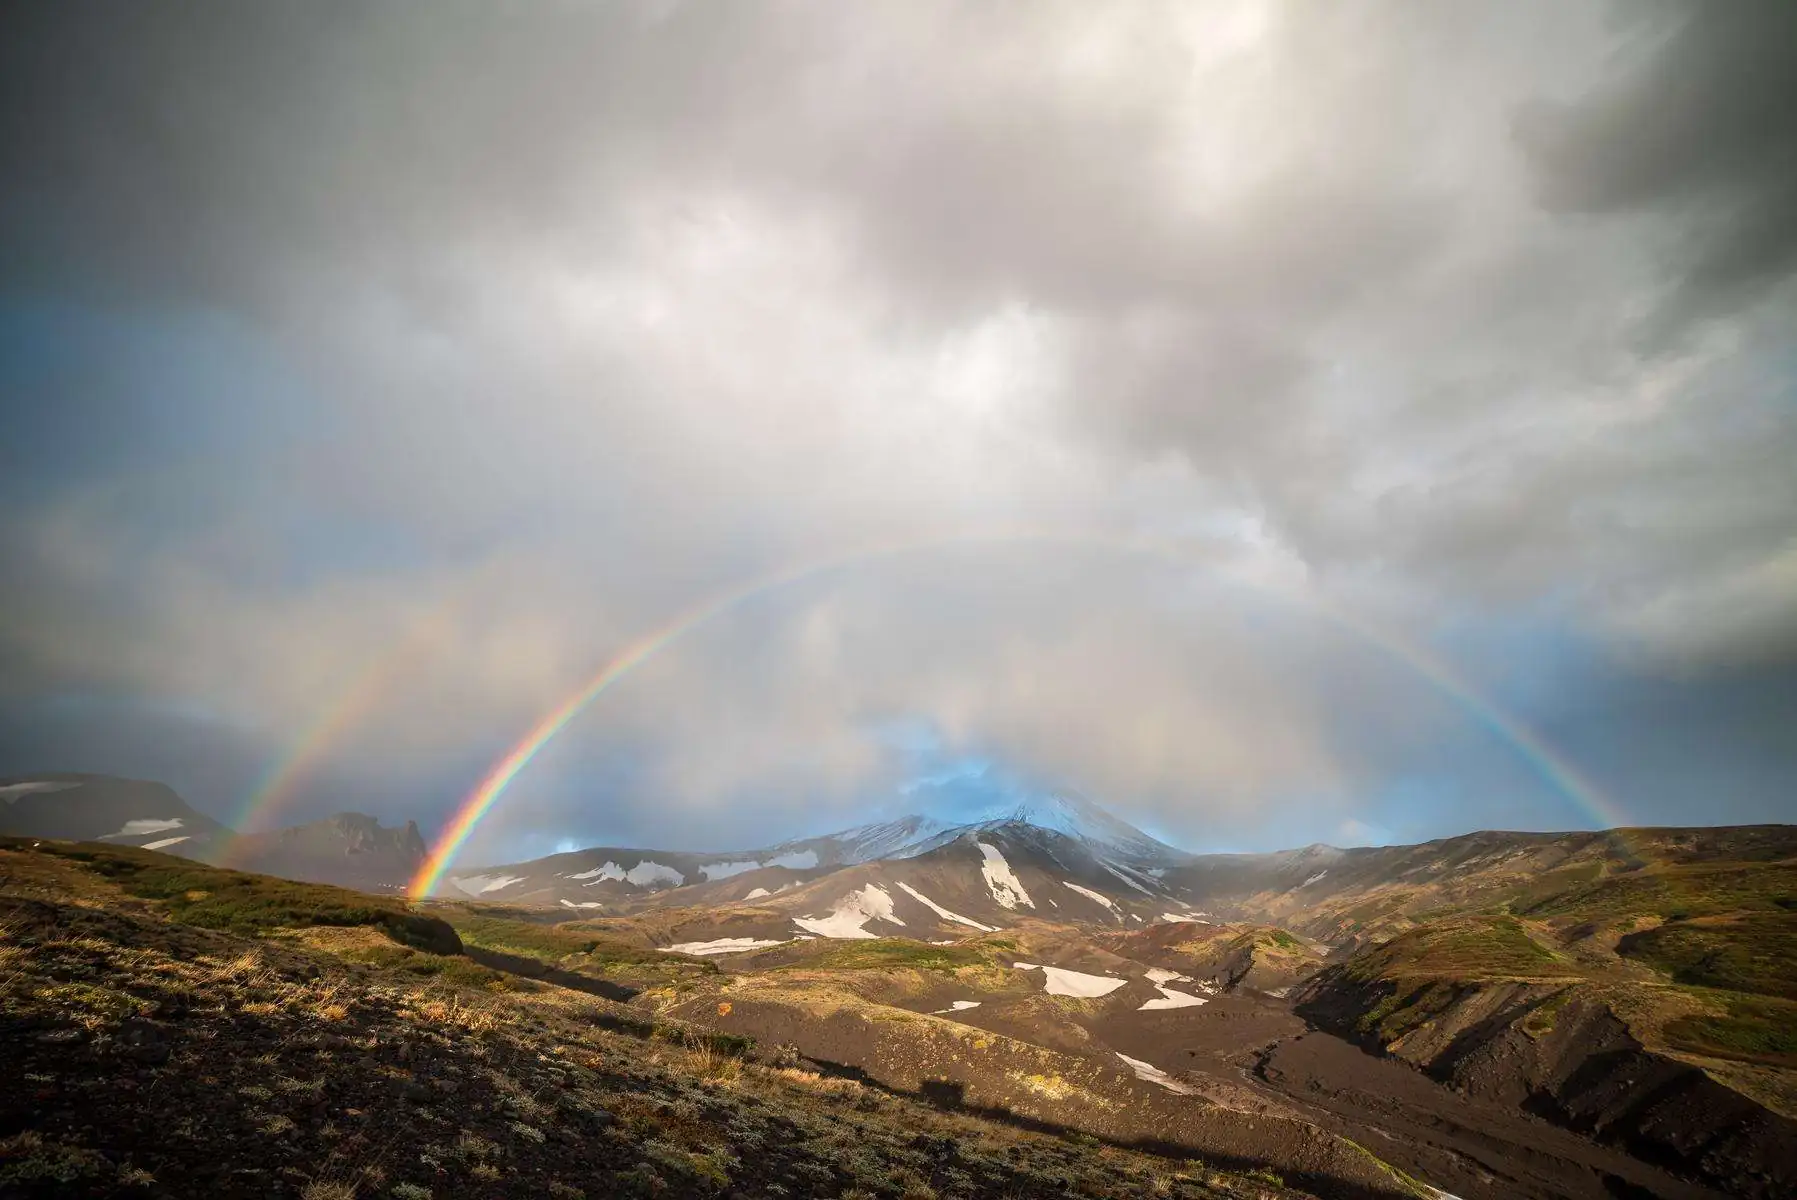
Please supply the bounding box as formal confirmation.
[0,773,425,892]
[444,815,1212,946]
[225,811,428,893]
[956,790,1190,868]
[0,772,230,857]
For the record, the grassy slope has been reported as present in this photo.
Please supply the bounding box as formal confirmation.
[1313,850,1797,1092]
[5,837,460,953]
[0,842,1316,1200]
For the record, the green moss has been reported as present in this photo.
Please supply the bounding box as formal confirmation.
[431,909,705,974]
[1355,980,1461,1043]
[1618,912,1797,998]
[1344,915,1567,984]
[1520,988,1576,1038]
[1518,862,1797,924]
[788,939,991,972]
[1664,992,1797,1067]
[1500,862,1604,911]
[438,913,605,961]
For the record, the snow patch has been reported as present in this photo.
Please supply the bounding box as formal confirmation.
[1012,962,1128,998]
[1159,912,1209,924]
[929,1000,982,1014]
[976,842,1033,909]
[1061,880,1120,918]
[895,881,997,932]
[1145,967,1193,984]
[699,860,762,881]
[661,937,786,956]
[1115,1052,1195,1094]
[743,887,772,899]
[140,835,189,851]
[763,850,818,870]
[1138,986,1208,1010]
[558,899,603,910]
[563,860,684,887]
[625,860,685,887]
[452,874,525,896]
[100,818,185,839]
[0,781,78,803]
[793,884,906,939]
[1299,870,1328,887]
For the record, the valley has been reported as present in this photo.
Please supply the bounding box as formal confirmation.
[3,779,1793,1197]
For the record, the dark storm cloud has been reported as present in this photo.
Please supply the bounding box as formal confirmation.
[0,2,1793,850]
[1516,1,1797,307]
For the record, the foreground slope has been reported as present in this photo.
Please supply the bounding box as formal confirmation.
[0,837,1338,1200]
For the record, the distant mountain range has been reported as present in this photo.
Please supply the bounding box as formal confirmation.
[10,772,1791,957]
[0,772,425,892]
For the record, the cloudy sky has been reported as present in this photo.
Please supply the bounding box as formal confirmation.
[2,1,1794,862]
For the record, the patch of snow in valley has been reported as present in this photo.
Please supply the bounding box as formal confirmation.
[976,842,1033,909]
[929,1000,981,1014]
[563,860,684,887]
[1061,880,1120,918]
[793,884,906,939]
[896,881,997,932]
[1115,1052,1196,1094]
[1159,912,1209,924]
[559,899,603,909]
[764,850,818,870]
[1138,986,1208,1010]
[100,817,185,839]
[699,860,762,881]
[1144,967,1192,984]
[661,937,787,956]
[0,781,78,803]
[743,887,772,899]
[1299,870,1328,887]
[1012,962,1128,998]
[140,835,189,851]
[452,874,525,896]
[625,860,685,887]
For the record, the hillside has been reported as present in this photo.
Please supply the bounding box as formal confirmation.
[1294,853,1797,1198]
[0,774,231,858]
[0,836,1384,1200]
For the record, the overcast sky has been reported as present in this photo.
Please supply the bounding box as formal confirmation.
[2,1,1794,861]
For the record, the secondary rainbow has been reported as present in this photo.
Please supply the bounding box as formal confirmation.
[226,605,459,857]
[411,530,1624,897]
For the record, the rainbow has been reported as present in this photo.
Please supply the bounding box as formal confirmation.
[410,530,1623,897]
[225,608,455,856]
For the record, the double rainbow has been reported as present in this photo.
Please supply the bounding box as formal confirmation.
[407,530,1623,898]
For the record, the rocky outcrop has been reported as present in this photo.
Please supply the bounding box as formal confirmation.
[1296,969,1797,1197]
